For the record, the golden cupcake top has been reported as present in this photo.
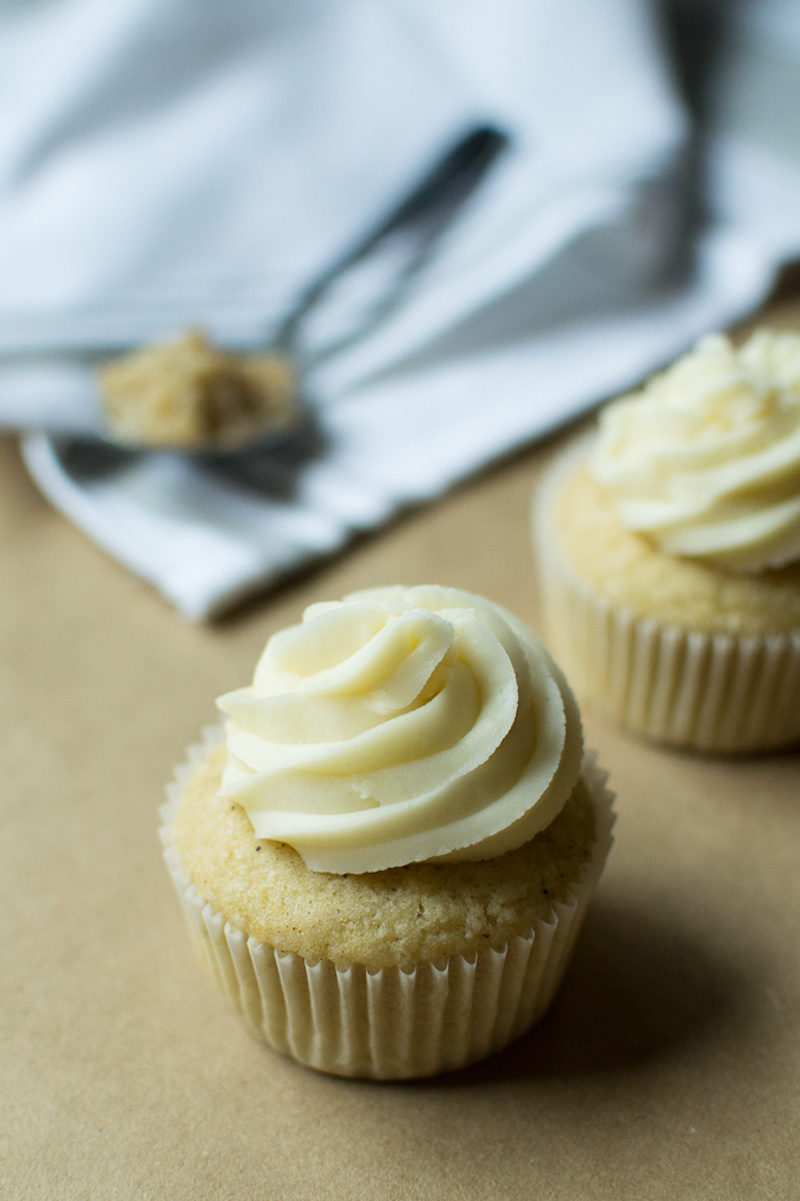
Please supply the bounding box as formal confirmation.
[216,585,583,874]
[591,329,800,572]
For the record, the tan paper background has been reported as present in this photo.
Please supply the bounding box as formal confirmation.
[3,292,800,1200]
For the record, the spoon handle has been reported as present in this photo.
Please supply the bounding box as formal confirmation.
[273,125,507,359]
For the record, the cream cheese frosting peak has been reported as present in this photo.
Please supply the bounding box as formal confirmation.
[216,586,583,873]
[591,330,800,572]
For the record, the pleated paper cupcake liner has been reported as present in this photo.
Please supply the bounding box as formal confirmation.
[533,449,800,752]
[159,729,615,1080]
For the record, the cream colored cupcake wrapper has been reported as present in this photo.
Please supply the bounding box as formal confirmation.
[159,728,614,1081]
[534,448,800,752]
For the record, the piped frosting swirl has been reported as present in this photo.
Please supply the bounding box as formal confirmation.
[591,330,800,571]
[216,586,582,873]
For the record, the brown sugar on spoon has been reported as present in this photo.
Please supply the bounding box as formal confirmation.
[98,328,296,450]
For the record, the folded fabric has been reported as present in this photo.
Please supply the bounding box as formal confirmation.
[5,0,800,617]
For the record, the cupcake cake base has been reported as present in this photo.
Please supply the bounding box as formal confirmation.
[160,730,614,1080]
[533,441,800,753]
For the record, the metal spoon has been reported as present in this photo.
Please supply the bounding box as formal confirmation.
[95,125,507,456]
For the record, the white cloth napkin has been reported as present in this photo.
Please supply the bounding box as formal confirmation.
[4,0,800,618]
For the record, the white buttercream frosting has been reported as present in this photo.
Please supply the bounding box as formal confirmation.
[591,330,800,571]
[216,586,583,874]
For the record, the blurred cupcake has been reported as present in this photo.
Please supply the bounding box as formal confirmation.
[161,585,614,1079]
[533,330,800,751]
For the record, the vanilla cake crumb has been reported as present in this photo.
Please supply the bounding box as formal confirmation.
[173,745,596,970]
[554,463,800,634]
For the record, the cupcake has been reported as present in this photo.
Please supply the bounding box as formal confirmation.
[533,330,800,752]
[160,585,614,1079]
